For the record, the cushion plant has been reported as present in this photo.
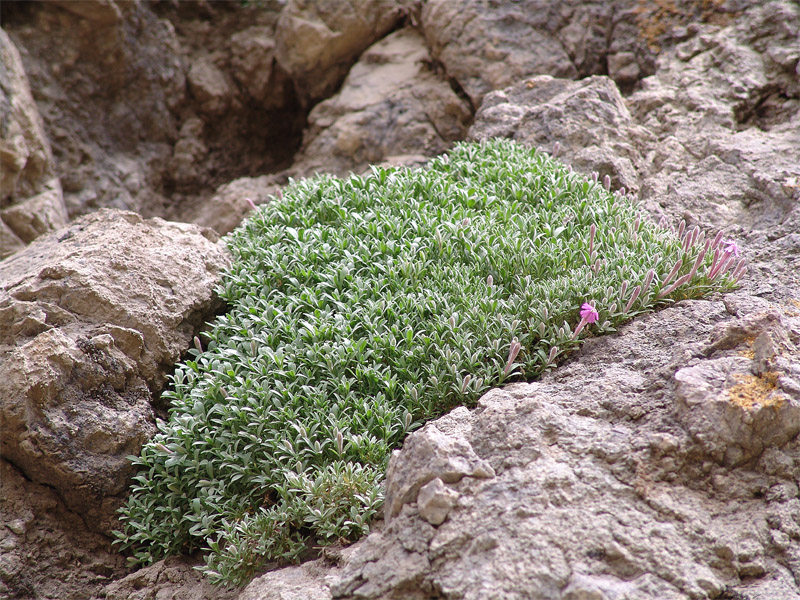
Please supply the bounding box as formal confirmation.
[114,139,744,586]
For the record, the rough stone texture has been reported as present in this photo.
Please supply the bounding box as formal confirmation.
[192,173,284,236]
[49,0,124,25]
[420,0,748,107]
[238,559,344,600]
[274,0,405,106]
[0,459,128,600]
[188,57,234,116]
[468,75,650,193]
[0,178,68,251]
[327,3,800,599]
[628,0,800,233]
[151,1,303,221]
[0,28,63,256]
[384,407,495,522]
[0,215,26,258]
[675,310,800,468]
[333,295,800,600]
[416,478,460,527]
[420,0,650,107]
[100,555,238,600]
[2,0,184,220]
[231,26,292,109]
[0,28,55,204]
[0,209,229,534]
[292,28,472,178]
[0,0,798,598]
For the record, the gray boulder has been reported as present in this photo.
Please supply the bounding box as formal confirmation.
[468,74,650,193]
[292,27,472,178]
[332,293,800,600]
[275,0,405,106]
[0,209,229,533]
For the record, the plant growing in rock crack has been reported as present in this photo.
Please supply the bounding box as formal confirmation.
[114,138,745,586]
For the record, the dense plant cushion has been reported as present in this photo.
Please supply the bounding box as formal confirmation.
[115,139,742,585]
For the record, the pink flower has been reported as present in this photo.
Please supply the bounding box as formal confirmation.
[572,303,599,340]
[580,303,599,324]
[722,239,740,257]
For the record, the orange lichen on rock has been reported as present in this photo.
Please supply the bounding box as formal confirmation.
[727,372,783,409]
[634,0,738,53]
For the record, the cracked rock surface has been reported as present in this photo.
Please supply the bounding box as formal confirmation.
[1,1,798,599]
[0,209,228,538]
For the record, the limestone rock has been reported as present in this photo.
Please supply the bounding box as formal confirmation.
[468,74,649,192]
[421,0,577,106]
[292,28,471,178]
[188,57,234,116]
[0,217,26,258]
[0,29,56,204]
[627,0,800,231]
[50,0,124,25]
[102,555,238,600]
[275,0,404,105]
[192,174,283,236]
[168,117,209,187]
[231,26,292,109]
[675,308,800,467]
[0,209,229,532]
[239,560,341,600]
[3,2,183,218]
[0,178,68,247]
[332,296,800,599]
[420,0,658,107]
[384,406,494,523]
[0,28,61,253]
[416,478,459,526]
[0,458,127,600]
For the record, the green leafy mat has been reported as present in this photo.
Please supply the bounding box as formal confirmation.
[115,139,743,585]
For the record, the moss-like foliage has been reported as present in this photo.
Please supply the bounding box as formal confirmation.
[115,139,742,586]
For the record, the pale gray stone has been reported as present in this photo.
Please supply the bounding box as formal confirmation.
[292,28,471,178]
[416,478,459,526]
[275,0,404,105]
[0,209,229,533]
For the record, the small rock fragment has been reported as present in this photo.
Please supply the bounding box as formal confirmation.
[417,478,459,526]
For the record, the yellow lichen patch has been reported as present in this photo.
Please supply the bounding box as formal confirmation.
[727,372,783,409]
[786,298,800,317]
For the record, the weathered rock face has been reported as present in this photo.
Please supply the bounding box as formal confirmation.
[324,2,800,599]
[333,294,800,600]
[292,28,472,178]
[420,0,651,107]
[1,0,798,598]
[101,555,238,600]
[0,28,65,258]
[468,75,650,193]
[2,0,184,220]
[0,458,128,600]
[421,0,748,107]
[275,0,406,106]
[0,29,55,203]
[628,0,800,233]
[191,173,285,236]
[0,209,229,534]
